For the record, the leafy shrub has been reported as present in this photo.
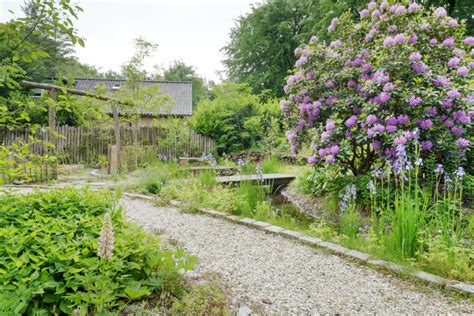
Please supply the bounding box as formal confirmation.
[190,83,282,153]
[282,2,472,175]
[0,188,194,314]
[138,161,187,195]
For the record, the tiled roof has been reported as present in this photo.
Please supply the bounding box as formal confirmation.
[73,78,192,116]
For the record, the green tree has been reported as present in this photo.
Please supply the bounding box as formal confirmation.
[0,0,84,182]
[114,38,174,169]
[222,0,321,98]
[223,0,472,98]
[190,82,275,153]
[160,60,209,109]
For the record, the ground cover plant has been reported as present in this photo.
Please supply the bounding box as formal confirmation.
[0,188,195,314]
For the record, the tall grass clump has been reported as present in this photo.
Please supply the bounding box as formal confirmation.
[138,161,188,195]
[260,155,283,173]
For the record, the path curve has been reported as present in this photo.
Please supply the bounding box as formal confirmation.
[123,198,473,314]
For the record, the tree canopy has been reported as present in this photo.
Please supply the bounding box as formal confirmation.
[159,60,210,109]
[223,0,473,98]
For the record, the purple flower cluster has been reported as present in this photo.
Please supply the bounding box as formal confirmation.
[282,2,472,169]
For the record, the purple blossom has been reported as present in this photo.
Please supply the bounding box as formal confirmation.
[451,127,464,136]
[368,1,377,10]
[386,116,398,125]
[310,35,318,43]
[465,37,474,45]
[360,9,370,18]
[330,145,340,154]
[447,19,459,27]
[373,70,389,84]
[326,155,336,164]
[362,63,372,72]
[456,67,469,76]
[326,118,336,131]
[394,33,406,44]
[326,80,335,88]
[434,164,444,174]
[328,17,338,33]
[447,88,461,99]
[409,95,422,106]
[379,92,391,103]
[395,5,406,14]
[371,10,381,19]
[308,156,317,164]
[330,39,342,48]
[469,62,474,69]
[397,115,410,125]
[453,110,470,124]
[457,138,470,148]
[383,82,396,92]
[409,52,422,62]
[386,125,397,133]
[425,107,437,116]
[412,62,427,73]
[383,36,395,46]
[280,100,288,111]
[367,114,378,125]
[421,140,433,151]
[347,80,357,88]
[442,37,455,47]
[434,7,447,19]
[373,140,381,150]
[430,38,438,45]
[380,1,389,10]
[306,71,315,79]
[421,22,431,30]
[447,57,460,67]
[408,2,420,12]
[418,119,433,129]
[443,118,454,127]
[394,135,407,145]
[433,76,451,87]
[408,33,418,44]
[373,124,385,133]
[294,47,302,57]
[345,115,358,128]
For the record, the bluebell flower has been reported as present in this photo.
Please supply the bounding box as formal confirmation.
[434,164,444,174]
[454,166,465,179]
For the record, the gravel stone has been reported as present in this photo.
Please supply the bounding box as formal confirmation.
[123,199,473,314]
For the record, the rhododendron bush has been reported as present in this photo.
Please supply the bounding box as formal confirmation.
[281,1,473,175]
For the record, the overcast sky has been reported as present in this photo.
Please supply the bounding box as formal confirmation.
[1,0,257,82]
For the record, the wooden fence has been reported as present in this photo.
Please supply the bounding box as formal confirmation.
[0,126,216,165]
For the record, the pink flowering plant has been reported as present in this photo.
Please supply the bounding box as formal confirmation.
[282,1,473,176]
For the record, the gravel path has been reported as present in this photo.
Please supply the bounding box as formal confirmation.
[123,198,473,315]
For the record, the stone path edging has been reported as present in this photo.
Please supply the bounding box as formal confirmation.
[3,185,472,297]
[194,206,473,297]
